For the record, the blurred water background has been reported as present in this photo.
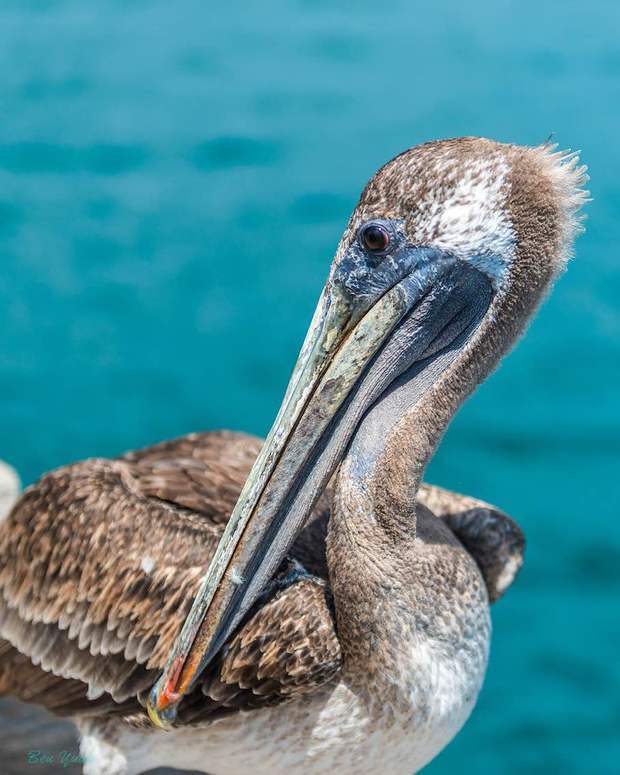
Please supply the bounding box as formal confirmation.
[0,1,618,773]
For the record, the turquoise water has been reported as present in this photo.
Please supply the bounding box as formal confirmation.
[0,1,618,772]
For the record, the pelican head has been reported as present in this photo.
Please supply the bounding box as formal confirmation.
[148,137,587,726]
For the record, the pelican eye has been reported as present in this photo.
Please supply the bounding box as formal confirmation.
[359,223,391,254]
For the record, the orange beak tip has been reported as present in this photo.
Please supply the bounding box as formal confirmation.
[146,692,178,730]
[147,663,185,729]
[158,684,181,711]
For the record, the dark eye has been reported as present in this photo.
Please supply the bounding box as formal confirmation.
[359,223,390,254]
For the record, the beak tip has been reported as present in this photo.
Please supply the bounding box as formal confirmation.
[147,681,181,729]
[147,696,178,730]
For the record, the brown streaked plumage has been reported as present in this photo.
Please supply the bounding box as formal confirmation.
[0,431,514,719]
[0,137,587,775]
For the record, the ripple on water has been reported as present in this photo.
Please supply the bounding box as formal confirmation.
[290,192,350,224]
[0,143,150,175]
[0,203,23,236]
[190,136,282,171]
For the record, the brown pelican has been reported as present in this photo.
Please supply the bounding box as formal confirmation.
[0,138,587,775]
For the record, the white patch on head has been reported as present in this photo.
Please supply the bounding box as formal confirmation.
[415,155,516,287]
[348,139,588,294]
[140,556,155,574]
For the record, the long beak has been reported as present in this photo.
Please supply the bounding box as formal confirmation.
[146,250,490,727]
[146,271,416,726]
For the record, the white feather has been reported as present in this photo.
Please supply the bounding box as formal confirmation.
[0,460,21,522]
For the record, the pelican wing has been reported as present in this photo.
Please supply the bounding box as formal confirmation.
[0,453,217,706]
[0,637,136,716]
[0,576,341,723]
[0,431,337,722]
[178,574,341,723]
[418,483,525,602]
[0,430,521,724]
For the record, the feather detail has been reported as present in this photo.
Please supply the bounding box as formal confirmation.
[0,430,522,723]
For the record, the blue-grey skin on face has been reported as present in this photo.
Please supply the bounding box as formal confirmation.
[148,213,495,727]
